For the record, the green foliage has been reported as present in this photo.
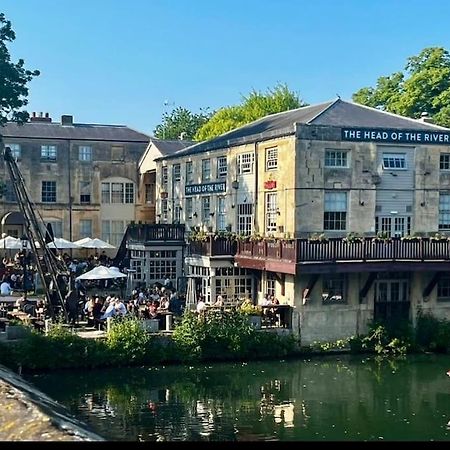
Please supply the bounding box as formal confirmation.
[0,13,40,126]
[415,312,450,353]
[195,83,306,141]
[239,302,262,316]
[353,47,450,126]
[106,316,154,364]
[171,309,295,362]
[310,339,350,353]
[153,106,212,140]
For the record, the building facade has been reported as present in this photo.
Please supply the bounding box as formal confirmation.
[152,99,450,343]
[0,113,149,247]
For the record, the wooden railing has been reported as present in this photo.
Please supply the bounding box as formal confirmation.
[236,237,450,263]
[188,236,238,257]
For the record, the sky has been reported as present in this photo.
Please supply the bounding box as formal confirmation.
[3,0,450,136]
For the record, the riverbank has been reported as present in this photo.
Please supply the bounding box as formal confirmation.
[0,364,104,441]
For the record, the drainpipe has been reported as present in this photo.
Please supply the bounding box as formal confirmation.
[67,139,73,241]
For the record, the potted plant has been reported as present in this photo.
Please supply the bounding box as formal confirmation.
[343,232,364,243]
[429,232,448,242]
[308,233,328,243]
[372,231,392,243]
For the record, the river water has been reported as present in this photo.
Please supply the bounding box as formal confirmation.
[27,354,450,441]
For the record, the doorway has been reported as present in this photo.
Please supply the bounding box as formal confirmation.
[374,272,410,322]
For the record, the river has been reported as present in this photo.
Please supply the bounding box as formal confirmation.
[26,354,450,441]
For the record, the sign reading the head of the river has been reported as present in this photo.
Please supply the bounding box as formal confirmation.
[342,128,450,145]
[185,182,226,196]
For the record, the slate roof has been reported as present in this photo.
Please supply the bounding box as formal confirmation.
[150,138,196,156]
[0,121,150,142]
[161,99,449,160]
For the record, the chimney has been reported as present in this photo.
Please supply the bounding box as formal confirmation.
[61,114,73,126]
[418,112,434,124]
[30,111,52,123]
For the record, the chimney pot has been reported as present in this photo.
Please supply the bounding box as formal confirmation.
[30,111,52,123]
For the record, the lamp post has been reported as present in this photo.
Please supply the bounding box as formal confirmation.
[20,234,28,301]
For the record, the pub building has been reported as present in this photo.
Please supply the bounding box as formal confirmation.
[150,98,450,345]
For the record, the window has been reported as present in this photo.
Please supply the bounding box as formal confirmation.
[202,159,211,182]
[439,193,450,230]
[79,146,92,161]
[173,164,181,182]
[101,182,134,204]
[265,193,278,233]
[145,184,154,204]
[79,219,92,238]
[46,220,62,238]
[202,196,210,222]
[382,153,406,169]
[265,147,278,170]
[186,161,194,183]
[102,220,126,247]
[42,181,56,203]
[440,154,450,170]
[4,182,17,202]
[375,216,411,237]
[437,275,450,301]
[5,143,21,159]
[174,205,181,223]
[217,156,227,177]
[111,145,124,161]
[148,250,177,282]
[237,152,254,175]
[238,203,253,235]
[41,145,57,161]
[162,166,168,188]
[325,149,348,168]
[266,272,276,297]
[186,198,193,218]
[79,181,91,204]
[161,199,168,221]
[217,197,226,231]
[324,192,347,231]
[322,274,347,304]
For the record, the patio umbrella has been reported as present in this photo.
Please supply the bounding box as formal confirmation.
[74,237,116,249]
[0,235,22,249]
[75,265,127,281]
[47,237,82,249]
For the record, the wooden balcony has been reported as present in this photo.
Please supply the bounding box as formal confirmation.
[187,236,237,257]
[235,237,450,274]
[126,224,186,243]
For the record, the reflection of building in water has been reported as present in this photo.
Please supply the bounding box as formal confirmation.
[274,402,295,427]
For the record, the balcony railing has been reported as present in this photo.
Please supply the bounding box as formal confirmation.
[236,237,450,263]
[188,236,238,257]
[127,224,186,242]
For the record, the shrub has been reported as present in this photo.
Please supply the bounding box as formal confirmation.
[415,313,450,353]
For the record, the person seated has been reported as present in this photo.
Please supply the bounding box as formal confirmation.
[0,279,12,296]
[196,298,207,314]
[213,294,224,308]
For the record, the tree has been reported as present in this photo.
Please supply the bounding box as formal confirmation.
[195,83,306,141]
[353,47,450,126]
[0,13,40,127]
[153,106,212,140]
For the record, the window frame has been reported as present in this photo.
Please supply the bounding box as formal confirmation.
[325,149,349,168]
[41,145,57,161]
[382,153,406,170]
[265,192,278,233]
[324,191,347,231]
[41,181,57,203]
[217,156,227,178]
[78,145,92,162]
[238,152,255,175]
[202,159,211,182]
[265,147,278,171]
[5,143,21,159]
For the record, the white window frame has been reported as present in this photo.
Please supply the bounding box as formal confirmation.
[41,145,57,161]
[79,219,92,238]
[238,152,254,175]
[162,166,168,189]
[173,164,181,182]
[202,196,211,222]
[382,153,406,170]
[265,147,278,170]
[5,143,21,159]
[238,203,253,235]
[265,193,278,233]
[325,149,348,168]
[186,161,194,183]
[202,159,211,182]
[79,145,92,161]
[186,198,193,218]
[217,197,226,231]
[440,153,450,171]
[42,181,57,203]
[324,191,347,231]
[439,192,450,230]
[217,156,227,177]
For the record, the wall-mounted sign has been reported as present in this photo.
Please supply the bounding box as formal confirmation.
[160,191,168,199]
[342,127,450,145]
[185,181,226,196]
[264,180,277,189]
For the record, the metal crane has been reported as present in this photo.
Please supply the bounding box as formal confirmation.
[3,145,69,322]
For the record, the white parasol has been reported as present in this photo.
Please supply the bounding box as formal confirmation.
[75,265,127,281]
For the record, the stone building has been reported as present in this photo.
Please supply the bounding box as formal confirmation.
[0,112,149,246]
[152,98,450,343]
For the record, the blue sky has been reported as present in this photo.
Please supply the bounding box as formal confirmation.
[3,0,450,136]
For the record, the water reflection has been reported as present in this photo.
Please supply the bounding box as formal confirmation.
[28,354,450,441]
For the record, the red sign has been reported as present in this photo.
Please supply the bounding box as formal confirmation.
[264,180,277,190]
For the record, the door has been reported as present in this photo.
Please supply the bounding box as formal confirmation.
[374,276,410,322]
[375,216,411,237]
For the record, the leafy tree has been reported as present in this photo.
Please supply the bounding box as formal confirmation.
[353,47,450,126]
[153,106,212,140]
[0,13,40,127]
[195,83,306,141]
